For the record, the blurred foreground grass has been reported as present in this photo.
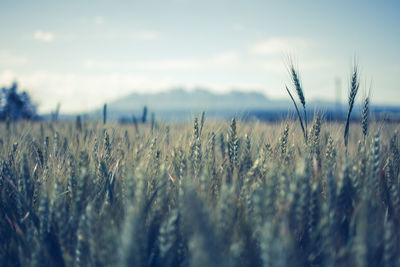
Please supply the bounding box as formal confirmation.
[1,118,399,267]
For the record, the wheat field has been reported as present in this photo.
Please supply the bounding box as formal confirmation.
[1,115,399,267]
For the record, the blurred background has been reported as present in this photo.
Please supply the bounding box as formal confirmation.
[0,0,399,120]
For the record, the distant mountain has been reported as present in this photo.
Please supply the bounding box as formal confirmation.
[86,88,400,122]
[101,88,290,120]
[109,88,288,112]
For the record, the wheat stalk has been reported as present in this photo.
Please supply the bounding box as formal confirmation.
[288,60,307,137]
[361,96,369,140]
[344,63,360,148]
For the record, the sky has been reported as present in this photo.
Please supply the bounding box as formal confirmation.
[0,0,399,113]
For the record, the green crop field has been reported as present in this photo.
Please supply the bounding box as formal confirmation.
[1,65,400,267]
[1,116,399,267]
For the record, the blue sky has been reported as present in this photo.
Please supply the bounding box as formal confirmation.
[0,0,399,113]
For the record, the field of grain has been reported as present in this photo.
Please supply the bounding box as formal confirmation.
[1,114,399,267]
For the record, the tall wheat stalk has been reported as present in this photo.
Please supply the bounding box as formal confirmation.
[286,59,307,140]
[289,61,307,135]
[344,63,360,148]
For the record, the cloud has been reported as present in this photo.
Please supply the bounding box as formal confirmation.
[0,70,175,113]
[84,51,239,71]
[33,30,54,42]
[83,50,332,75]
[0,69,18,84]
[0,51,27,67]
[250,37,313,55]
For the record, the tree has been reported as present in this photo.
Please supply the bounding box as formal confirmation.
[0,82,37,120]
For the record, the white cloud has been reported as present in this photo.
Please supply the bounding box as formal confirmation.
[0,69,18,84]
[84,51,239,71]
[83,49,333,74]
[33,30,54,42]
[0,70,175,113]
[250,37,313,55]
[0,51,27,67]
